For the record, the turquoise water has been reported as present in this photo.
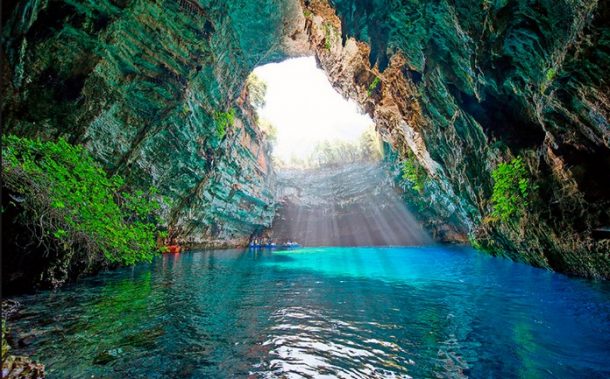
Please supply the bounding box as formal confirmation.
[7,246,610,378]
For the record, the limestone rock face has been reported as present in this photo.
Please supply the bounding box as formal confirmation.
[271,163,431,246]
[2,0,304,246]
[2,0,609,277]
[299,0,610,278]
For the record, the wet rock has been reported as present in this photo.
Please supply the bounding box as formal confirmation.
[1,355,46,379]
[93,348,123,365]
[2,320,45,378]
[1,299,21,320]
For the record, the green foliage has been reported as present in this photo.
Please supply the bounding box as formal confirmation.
[280,126,381,168]
[258,118,277,143]
[246,73,267,108]
[468,233,483,250]
[359,127,383,161]
[1,135,164,266]
[2,320,9,358]
[490,157,533,221]
[402,156,426,193]
[541,67,557,92]
[324,23,333,50]
[545,67,556,83]
[367,76,381,96]
[213,108,235,140]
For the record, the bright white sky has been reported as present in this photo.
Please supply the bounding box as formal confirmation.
[253,57,373,162]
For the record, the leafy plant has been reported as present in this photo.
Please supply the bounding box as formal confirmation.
[545,67,556,83]
[324,23,334,50]
[213,108,235,140]
[367,76,381,96]
[1,135,165,267]
[246,73,267,108]
[468,233,483,250]
[541,67,557,92]
[258,118,277,143]
[490,157,533,221]
[402,156,426,193]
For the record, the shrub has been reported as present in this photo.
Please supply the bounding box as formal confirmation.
[545,67,556,83]
[258,118,277,143]
[1,135,164,267]
[468,233,483,250]
[367,76,381,96]
[213,108,235,140]
[402,157,426,193]
[490,157,533,221]
[246,73,267,108]
[324,23,334,50]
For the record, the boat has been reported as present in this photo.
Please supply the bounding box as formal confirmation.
[248,243,277,248]
[166,245,181,254]
[281,242,300,248]
[249,239,277,248]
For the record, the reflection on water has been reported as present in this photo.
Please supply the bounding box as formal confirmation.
[6,247,610,378]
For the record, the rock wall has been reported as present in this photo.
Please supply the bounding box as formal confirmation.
[298,0,610,278]
[271,163,431,246]
[1,0,306,246]
[2,0,609,277]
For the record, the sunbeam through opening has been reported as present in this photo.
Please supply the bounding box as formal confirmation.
[250,57,431,247]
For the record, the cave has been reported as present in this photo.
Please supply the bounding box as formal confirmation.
[251,56,430,246]
[1,0,610,377]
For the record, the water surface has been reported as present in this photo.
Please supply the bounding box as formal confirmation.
[7,246,610,378]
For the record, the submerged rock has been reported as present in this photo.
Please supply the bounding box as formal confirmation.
[92,350,119,365]
[1,355,46,379]
[1,300,21,320]
[2,320,45,378]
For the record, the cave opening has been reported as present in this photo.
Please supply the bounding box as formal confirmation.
[248,57,430,247]
[251,56,377,167]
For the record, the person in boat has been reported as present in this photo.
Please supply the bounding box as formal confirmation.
[280,240,299,248]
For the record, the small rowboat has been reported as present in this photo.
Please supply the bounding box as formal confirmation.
[166,245,182,254]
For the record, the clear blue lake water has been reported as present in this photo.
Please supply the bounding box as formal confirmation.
[6,246,610,378]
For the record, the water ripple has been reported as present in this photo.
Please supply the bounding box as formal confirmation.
[251,306,415,378]
[4,247,610,378]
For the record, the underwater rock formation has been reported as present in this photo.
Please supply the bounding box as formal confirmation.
[2,301,45,378]
[2,0,609,277]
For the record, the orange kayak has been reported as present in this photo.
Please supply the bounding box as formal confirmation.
[167,245,182,254]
